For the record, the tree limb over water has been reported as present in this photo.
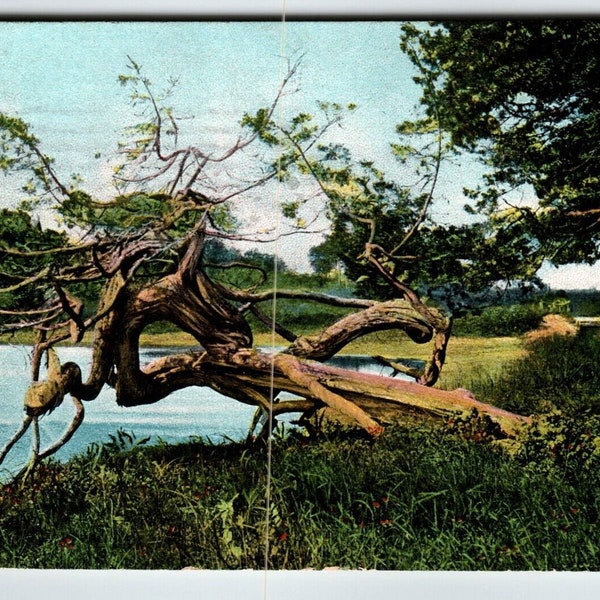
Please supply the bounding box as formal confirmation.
[0,56,532,481]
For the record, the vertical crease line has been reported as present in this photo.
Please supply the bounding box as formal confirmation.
[264,1,287,595]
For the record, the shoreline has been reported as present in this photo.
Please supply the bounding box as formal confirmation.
[0,330,525,390]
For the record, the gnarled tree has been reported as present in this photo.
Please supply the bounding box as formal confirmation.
[0,59,528,480]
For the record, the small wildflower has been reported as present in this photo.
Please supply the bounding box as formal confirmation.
[372,500,381,508]
[194,484,217,498]
[59,536,74,550]
[497,545,520,556]
[278,532,288,542]
[379,519,392,526]
[570,507,580,514]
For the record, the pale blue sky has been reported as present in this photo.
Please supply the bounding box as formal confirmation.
[0,21,418,191]
[0,20,595,287]
[0,22,435,260]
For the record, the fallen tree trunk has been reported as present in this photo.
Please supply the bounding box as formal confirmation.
[134,344,530,439]
[0,229,531,481]
[210,349,531,438]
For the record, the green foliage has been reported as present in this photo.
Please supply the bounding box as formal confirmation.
[0,113,59,199]
[401,20,600,267]
[1,423,599,570]
[452,292,571,337]
[0,208,69,320]
[202,238,291,292]
[470,330,600,416]
[566,290,600,317]
[115,57,180,164]
[201,238,356,335]
[454,303,545,337]
[240,107,280,145]
[249,298,353,336]
[307,148,444,299]
[307,131,548,300]
[312,218,546,302]
[515,411,600,482]
[59,191,211,237]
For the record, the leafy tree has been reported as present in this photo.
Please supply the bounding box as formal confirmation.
[0,209,70,322]
[400,20,600,271]
[0,58,527,481]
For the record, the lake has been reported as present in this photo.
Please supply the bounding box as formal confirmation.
[0,345,413,476]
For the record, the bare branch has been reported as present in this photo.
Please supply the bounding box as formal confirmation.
[0,266,51,294]
[220,285,377,309]
[247,304,298,343]
[0,240,96,258]
[0,306,60,317]
[390,47,445,255]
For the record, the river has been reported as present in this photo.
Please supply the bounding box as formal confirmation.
[0,345,413,476]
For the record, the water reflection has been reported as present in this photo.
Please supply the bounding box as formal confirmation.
[325,354,424,377]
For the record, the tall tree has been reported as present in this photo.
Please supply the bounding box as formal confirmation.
[400,20,600,271]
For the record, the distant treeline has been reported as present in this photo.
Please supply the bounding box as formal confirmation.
[564,290,600,317]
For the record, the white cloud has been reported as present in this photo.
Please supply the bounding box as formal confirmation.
[538,261,600,290]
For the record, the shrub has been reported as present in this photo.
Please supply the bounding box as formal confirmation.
[453,293,573,338]
[566,290,600,317]
[515,410,600,481]
[455,303,544,337]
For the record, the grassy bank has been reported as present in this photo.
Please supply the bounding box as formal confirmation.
[2,322,598,570]
[0,328,525,392]
[338,330,524,390]
[0,419,598,570]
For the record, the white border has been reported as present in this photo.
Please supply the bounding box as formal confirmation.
[0,0,598,17]
[2,570,600,600]
[1,3,600,599]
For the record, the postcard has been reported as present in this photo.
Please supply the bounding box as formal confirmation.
[0,11,599,600]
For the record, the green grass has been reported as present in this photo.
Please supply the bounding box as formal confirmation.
[1,316,599,570]
[0,423,598,570]
[469,329,600,416]
[567,289,600,317]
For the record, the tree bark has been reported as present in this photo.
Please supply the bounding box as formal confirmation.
[59,265,527,440]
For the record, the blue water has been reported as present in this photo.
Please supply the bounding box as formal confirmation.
[0,346,260,477]
[0,345,412,478]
